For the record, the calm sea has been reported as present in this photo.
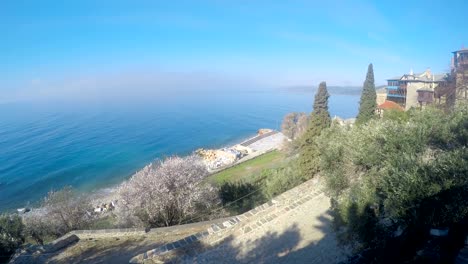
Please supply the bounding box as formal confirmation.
[0,89,359,211]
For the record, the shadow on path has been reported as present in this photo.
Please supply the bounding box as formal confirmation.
[164,209,348,264]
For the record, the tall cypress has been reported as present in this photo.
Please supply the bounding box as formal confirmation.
[356,63,377,125]
[299,81,331,178]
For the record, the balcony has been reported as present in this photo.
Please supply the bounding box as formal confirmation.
[387,94,406,98]
[387,87,406,98]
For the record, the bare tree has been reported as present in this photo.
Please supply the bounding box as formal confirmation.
[42,187,93,235]
[296,113,309,139]
[281,112,309,140]
[22,187,94,242]
[22,210,52,245]
[116,155,219,228]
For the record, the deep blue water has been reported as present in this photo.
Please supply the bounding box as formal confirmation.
[0,90,359,211]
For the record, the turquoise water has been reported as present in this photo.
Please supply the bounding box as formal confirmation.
[0,90,359,211]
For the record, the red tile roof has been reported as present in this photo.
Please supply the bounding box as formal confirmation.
[378,100,404,111]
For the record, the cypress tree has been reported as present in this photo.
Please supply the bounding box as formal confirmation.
[356,63,377,125]
[298,81,331,178]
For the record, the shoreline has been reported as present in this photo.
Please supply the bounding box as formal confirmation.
[87,129,286,209]
[17,129,285,213]
[86,131,264,207]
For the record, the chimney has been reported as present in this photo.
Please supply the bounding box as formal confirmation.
[426,68,431,78]
[410,68,414,75]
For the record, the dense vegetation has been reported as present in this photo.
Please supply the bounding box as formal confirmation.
[318,105,468,262]
[0,215,24,263]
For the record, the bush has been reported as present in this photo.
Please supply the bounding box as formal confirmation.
[318,105,468,262]
[219,180,266,214]
[0,214,24,262]
[382,109,409,123]
[116,155,219,227]
[261,162,305,199]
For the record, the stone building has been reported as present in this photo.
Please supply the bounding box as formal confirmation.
[385,69,448,110]
[451,48,468,102]
[376,87,387,105]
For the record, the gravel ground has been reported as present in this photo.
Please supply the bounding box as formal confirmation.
[247,132,287,152]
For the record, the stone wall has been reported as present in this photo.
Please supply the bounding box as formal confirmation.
[67,217,233,240]
[130,177,323,263]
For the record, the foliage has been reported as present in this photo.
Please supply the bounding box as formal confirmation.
[356,63,377,125]
[0,214,24,262]
[216,154,305,215]
[298,81,331,178]
[318,105,468,262]
[260,161,305,199]
[382,108,409,123]
[219,180,266,214]
[116,155,219,227]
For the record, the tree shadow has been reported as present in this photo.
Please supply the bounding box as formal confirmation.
[48,237,163,264]
[12,236,167,264]
[163,208,349,263]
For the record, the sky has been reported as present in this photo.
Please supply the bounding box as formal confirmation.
[1,0,467,103]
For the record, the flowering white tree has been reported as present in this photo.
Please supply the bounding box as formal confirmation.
[22,187,94,243]
[116,155,219,227]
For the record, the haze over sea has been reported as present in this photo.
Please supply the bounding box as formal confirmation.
[0,88,359,211]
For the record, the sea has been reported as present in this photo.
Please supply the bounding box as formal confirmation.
[0,88,359,211]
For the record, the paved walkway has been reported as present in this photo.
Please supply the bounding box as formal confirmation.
[247,132,286,152]
[240,131,278,147]
[155,180,348,264]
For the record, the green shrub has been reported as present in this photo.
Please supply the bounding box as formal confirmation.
[219,180,266,214]
[261,162,305,199]
[0,214,24,262]
[318,105,468,262]
[382,109,409,123]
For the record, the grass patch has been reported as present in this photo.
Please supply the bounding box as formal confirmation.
[207,150,285,185]
[88,215,117,230]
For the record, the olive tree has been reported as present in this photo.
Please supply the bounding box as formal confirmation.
[116,155,219,227]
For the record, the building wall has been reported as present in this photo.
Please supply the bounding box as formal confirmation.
[376,91,387,105]
[405,82,439,110]
[455,70,468,101]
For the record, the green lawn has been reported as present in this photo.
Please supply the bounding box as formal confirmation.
[207,150,286,185]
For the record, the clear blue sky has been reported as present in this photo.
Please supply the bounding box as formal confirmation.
[1,0,467,102]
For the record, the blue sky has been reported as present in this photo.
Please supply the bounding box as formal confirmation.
[1,0,467,102]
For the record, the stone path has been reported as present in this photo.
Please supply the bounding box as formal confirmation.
[240,131,278,147]
[146,178,349,263]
